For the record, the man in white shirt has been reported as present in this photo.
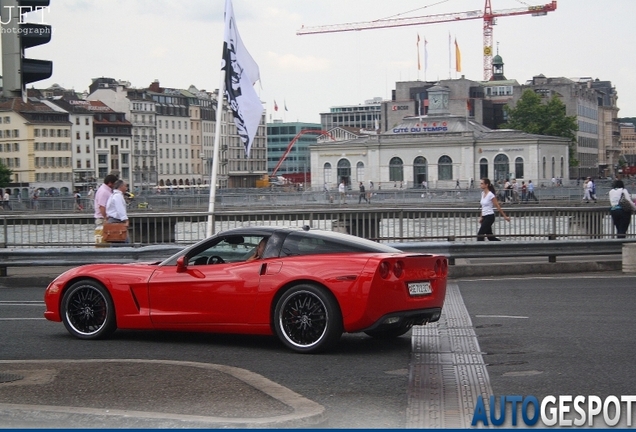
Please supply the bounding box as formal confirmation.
[338,181,346,204]
[106,180,129,226]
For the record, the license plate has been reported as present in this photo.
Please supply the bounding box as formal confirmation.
[408,281,432,296]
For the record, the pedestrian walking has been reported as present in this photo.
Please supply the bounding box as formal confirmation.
[583,177,597,203]
[477,178,510,241]
[358,182,368,204]
[2,189,11,210]
[31,189,40,211]
[94,174,118,244]
[87,187,95,210]
[521,181,527,203]
[609,179,636,238]
[74,190,83,211]
[338,180,346,204]
[105,180,130,243]
[527,180,538,202]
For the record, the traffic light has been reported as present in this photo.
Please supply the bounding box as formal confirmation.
[1,0,52,98]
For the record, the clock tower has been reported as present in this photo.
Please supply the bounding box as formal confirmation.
[427,84,451,116]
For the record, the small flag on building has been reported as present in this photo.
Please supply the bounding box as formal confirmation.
[455,37,462,73]
[274,100,278,111]
[417,33,421,71]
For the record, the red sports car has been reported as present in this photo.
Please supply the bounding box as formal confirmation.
[44,227,447,353]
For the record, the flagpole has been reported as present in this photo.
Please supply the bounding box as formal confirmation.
[206,74,226,238]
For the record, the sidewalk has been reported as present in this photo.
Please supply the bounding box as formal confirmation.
[0,359,325,428]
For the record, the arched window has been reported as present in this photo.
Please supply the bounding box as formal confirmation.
[323,162,332,185]
[494,154,509,181]
[413,156,427,186]
[389,157,404,182]
[438,155,453,181]
[551,157,555,179]
[337,158,351,186]
[542,157,546,179]
[356,161,365,183]
[515,157,524,179]
[479,158,488,180]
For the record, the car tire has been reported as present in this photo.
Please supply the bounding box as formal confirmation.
[61,279,116,340]
[364,324,412,339]
[273,284,342,354]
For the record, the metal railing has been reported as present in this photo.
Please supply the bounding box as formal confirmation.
[1,183,619,213]
[0,206,628,248]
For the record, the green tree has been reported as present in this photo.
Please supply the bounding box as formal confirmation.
[0,163,11,188]
[502,89,579,167]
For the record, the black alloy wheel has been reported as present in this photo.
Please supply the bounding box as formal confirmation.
[273,284,342,354]
[61,280,116,340]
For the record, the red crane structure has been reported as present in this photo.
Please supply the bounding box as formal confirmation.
[271,129,335,178]
[297,1,557,80]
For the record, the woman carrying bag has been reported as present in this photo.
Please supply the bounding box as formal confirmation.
[609,179,636,238]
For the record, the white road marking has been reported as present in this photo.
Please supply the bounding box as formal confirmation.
[474,315,529,319]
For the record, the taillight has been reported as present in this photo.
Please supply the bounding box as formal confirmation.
[379,261,390,279]
[393,260,404,278]
[435,258,448,277]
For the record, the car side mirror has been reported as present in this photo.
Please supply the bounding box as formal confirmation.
[176,256,188,273]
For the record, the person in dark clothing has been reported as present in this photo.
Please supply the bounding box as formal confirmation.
[358,182,368,204]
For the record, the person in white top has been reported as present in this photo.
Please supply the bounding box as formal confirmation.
[106,180,129,226]
[338,181,346,204]
[608,179,636,238]
[478,178,510,241]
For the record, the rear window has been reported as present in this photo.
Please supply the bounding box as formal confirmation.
[280,231,399,256]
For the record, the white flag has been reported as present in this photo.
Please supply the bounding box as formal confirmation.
[222,0,263,157]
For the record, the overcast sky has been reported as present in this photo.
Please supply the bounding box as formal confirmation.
[15,0,636,123]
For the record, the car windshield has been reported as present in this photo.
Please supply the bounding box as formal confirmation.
[188,235,266,265]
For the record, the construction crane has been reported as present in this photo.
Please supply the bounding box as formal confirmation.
[297,0,557,80]
[256,129,335,188]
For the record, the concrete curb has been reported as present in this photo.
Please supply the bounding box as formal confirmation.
[448,260,622,278]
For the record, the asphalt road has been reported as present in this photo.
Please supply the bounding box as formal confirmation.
[459,273,636,399]
[2,273,636,428]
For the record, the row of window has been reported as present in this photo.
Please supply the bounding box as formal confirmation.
[35,142,71,151]
[158,134,188,144]
[34,128,70,138]
[579,120,598,135]
[485,86,514,96]
[0,130,19,138]
[35,173,73,182]
[578,104,598,121]
[0,143,19,152]
[34,157,72,168]
[1,158,20,167]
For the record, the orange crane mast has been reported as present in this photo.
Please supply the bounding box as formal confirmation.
[297,0,557,80]
[264,130,335,188]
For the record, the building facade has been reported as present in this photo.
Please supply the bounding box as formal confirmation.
[320,98,382,132]
[267,120,321,184]
[0,98,73,198]
[311,86,571,190]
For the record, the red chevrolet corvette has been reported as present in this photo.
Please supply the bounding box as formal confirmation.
[44,227,447,353]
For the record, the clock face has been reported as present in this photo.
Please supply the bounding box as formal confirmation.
[430,96,441,109]
[442,94,449,109]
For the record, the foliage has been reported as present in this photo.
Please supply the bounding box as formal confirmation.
[618,117,636,128]
[502,89,579,167]
[0,163,11,188]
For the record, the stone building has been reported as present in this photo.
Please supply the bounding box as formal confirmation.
[311,85,571,190]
